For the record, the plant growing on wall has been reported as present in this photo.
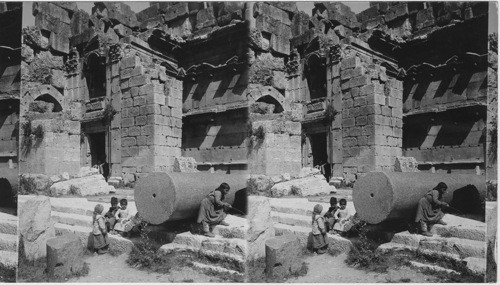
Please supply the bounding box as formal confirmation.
[325,104,338,123]
[21,119,44,156]
[246,123,266,155]
[102,103,117,124]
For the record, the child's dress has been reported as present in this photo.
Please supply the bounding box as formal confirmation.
[311,214,327,250]
[333,207,351,232]
[92,214,109,250]
[114,208,131,232]
[324,205,339,232]
[104,205,119,231]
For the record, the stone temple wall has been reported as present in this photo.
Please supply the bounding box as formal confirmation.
[0,3,22,192]
[248,114,302,177]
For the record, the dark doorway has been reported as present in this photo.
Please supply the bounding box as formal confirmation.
[88,132,109,180]
[309,132,330,181]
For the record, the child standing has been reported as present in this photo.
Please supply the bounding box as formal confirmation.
[92,204,109,254]
[113,199,131,234]
[332,199,352,233]
[324,197,339,232]
[311,204,328,254]
[104,197,119,232]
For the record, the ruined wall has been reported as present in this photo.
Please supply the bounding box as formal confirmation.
[0,3,22,178]
[20,2,83,176]
[118,48,183,181]
[487,34,498,180]
[20,118,80,175]
[248,113,302,177]
[335,52,403,181]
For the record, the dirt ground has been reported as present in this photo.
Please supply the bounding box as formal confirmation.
[289,253,440,283]
[68,252,224,283]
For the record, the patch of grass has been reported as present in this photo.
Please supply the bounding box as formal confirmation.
[345,234,391,273]
[181,279,194,282]
[0,264,16,283]
[126,225,192,274]
[345,232,484,283]
[68,185,79,195]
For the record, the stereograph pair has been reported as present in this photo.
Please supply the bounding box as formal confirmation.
[0,1,497,283]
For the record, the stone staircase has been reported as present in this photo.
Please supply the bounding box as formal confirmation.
[269,197,353,253]
[0,211,18,270]
[49,197,134,253]
[378,214,487,274]
[159,214,248,279]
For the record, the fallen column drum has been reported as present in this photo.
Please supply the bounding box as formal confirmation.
[353,172,486,224]
[135,172,248,224]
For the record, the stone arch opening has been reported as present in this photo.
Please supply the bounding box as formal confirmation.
[256,95,284,113]
[32,93,63,113]
[84,53,106,99]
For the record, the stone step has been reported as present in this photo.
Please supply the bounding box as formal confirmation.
[0,212,17,235]
[50,198,138,218]
[52,211,93,228]
[378,242,486,274]
[172,232,247,259]
[54,223,133,254]
[159,242,245,273]
[191,261,245,279]
[0,233,17,252]
[271,211,311,228]
[409,260,459,274]
[211,215,247,239]
[429,215,486,242]
[0,250,17,269]
[273,223,352,254]
[391,231,485,259]
[50,198,94,217]
[269,197,356,217]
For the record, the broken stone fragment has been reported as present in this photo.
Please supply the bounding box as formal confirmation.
[18,195,56,261]
[46,234,85,278]
[265,235,302,279]
[247,196,275,261]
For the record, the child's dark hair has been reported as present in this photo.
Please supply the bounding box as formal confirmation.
[111,197,118,205]
[120,198,128,205]
[330,197,337,205]
[339,198,347,205]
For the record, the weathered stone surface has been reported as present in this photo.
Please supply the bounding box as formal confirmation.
[19,195,56,260]
[247,175,274,195]
[394,156,419,172]
[76,166,100,178]
[247,196,275,260]
[49,175,114,196]
[71,10,90,36]
[23,26,49,50]
[291,11,310,37]
[50,69,65,89]
[298,167,321,178]
[46,234,85,278]
[29,101,54,113]
[173,157,199,173]
[270,175,334,197]
[265,235,302,279]
[20,173,52,192]
[195,7,216,30]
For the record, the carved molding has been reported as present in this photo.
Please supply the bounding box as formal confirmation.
[108,44,123,63]
[65,47,80,75]
[285,48,300,75]
[328,45,342,63]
